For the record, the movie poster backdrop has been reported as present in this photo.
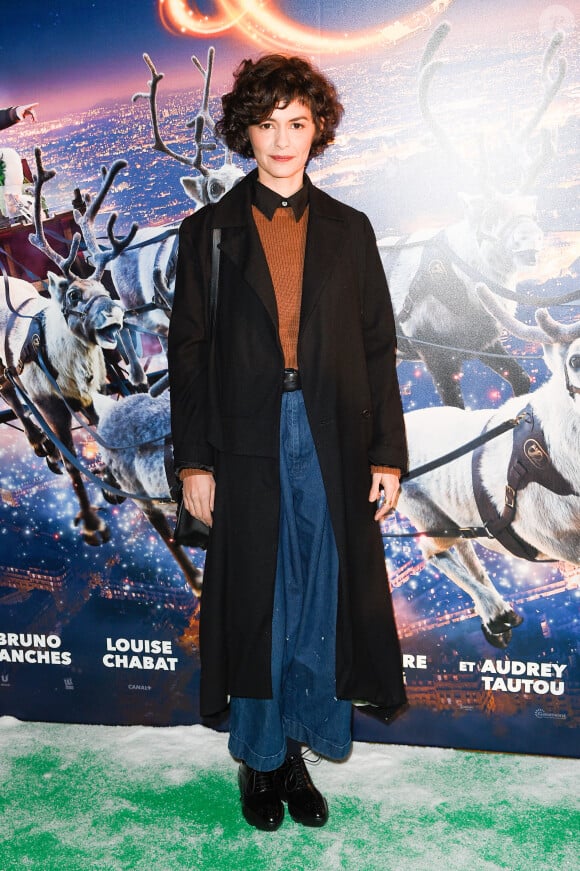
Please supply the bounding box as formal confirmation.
[0,0,578,757]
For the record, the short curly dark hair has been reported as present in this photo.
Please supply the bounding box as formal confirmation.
[215,54,344,160]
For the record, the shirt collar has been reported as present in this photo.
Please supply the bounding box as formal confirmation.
[252,175,310,221]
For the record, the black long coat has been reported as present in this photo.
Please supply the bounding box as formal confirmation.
[168,170,408,719]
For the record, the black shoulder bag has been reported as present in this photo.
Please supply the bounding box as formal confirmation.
[173,228,221,549]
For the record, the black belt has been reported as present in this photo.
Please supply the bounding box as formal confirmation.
[283,368,301,392]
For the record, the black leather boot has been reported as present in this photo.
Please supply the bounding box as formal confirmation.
[238,762,284,831]
[276,754,328,827]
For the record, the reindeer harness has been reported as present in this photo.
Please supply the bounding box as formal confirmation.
[472,404,578,561]
[0,311,60,392]
[398,232,467,325]
[389,231,580,317]
[0,265,60,390]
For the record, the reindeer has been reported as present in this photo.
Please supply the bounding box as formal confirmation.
[71,160,148,392]
[379,23,567,408]
[91,389,203,593]
[105,47,243,381]
[396,286,580,648]
[0,148,135,545]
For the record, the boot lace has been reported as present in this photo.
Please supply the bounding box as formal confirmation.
[251,768,275,793]
[285,753,315,790]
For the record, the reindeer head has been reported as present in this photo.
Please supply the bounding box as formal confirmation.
[561,340,580,400]
[180,161,244,208]
[29,148,130,351]
[45,271,124,350]
[460,192,544,271]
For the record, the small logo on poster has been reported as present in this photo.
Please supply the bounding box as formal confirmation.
[1,673,10,687]
[64,678,74,690]
[534,707,567,720]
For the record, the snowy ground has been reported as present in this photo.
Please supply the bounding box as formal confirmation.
[1,717,579,871]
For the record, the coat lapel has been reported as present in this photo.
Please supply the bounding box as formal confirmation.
[212,171,278,330]
[300,183,346,330]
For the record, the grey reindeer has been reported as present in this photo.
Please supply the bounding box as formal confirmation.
[92,389,202,592]
[379,23,566,408]
[0,148,134,544]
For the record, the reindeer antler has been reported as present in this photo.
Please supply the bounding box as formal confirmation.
[476,283,580,345]
[29,147,82,279]
[73,161,138,281]
[418,23,470,175]
[518,31,567,192]
[133,47,219,177]
[133,54,195,168]
[518,31,567,144]
[535,309,580,344]
[476,284,545,342]
[189,47,216,137]
[418,24,567,196]
[418,23,495,194]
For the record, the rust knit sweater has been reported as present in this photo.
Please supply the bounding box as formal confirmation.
[252,203,307,370]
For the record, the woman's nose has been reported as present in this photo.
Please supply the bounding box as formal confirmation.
[275,127,289,148]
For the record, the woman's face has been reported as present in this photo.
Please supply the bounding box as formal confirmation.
[247,99,317,196]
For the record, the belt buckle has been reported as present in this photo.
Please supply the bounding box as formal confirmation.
[283,368,300,392]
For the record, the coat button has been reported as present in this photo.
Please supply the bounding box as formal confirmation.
[361,409,371,418]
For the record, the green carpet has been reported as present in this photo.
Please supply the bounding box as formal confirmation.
[1,717,578,871]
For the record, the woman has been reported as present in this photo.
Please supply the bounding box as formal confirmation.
[168,54,408,831]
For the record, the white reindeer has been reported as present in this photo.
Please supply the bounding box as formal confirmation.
[380,24,566,408]
[397,286,580,647]
[0,148,134,545]
[92,389,203,593]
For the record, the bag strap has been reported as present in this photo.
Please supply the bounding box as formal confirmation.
[209,227,221,339]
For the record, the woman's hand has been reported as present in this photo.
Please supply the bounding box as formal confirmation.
[369,471,400,522]
[182,472,215,527]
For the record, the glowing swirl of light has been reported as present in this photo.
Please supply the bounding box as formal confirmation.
[159,0,456,53]
[159,0,245,34]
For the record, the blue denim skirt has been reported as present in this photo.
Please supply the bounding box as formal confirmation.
[228,390,352,771]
